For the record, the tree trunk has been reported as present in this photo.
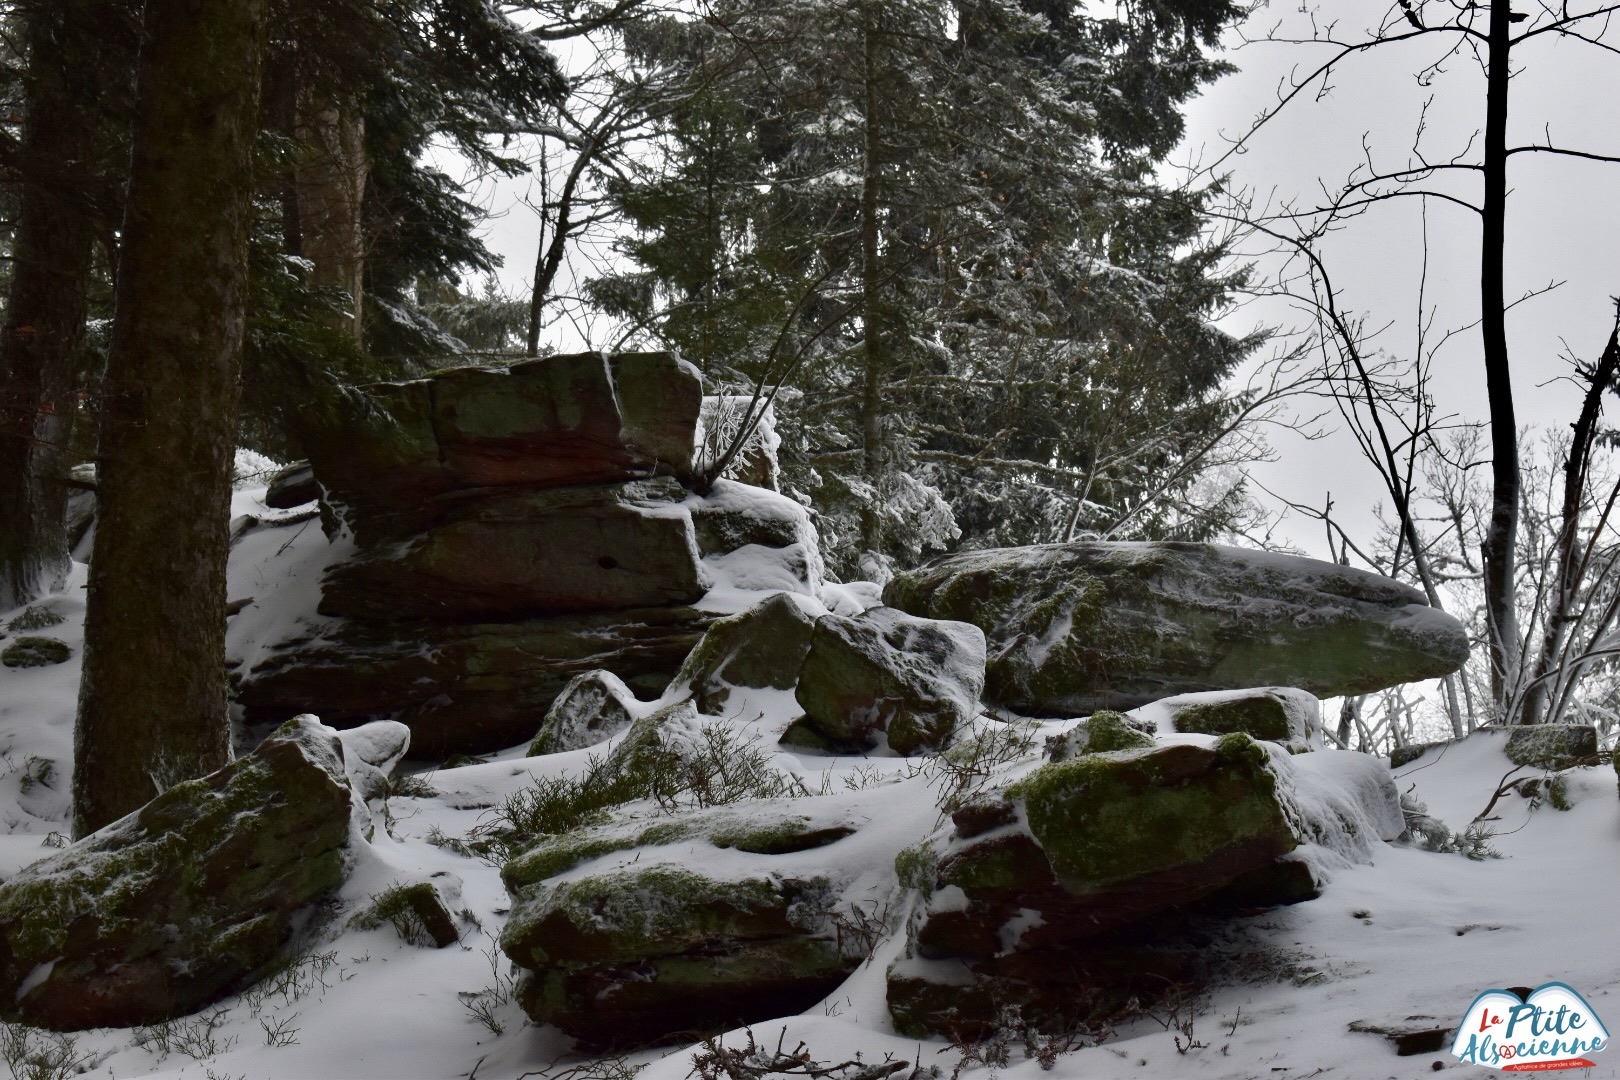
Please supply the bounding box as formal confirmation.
[1520,325,1620,724]
[74,0,269,836]
[1480,0,1521,717]
[858,2,886,557]
[295,97,367,341]
[0,3,101,610]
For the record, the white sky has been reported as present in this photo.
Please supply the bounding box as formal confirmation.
[467,1,1620,560]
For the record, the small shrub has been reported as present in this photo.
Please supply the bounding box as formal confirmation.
[929,720,1039,816]
[460,722,804,863]
[351,884,441,947]
[383,773,438,799]
[5,606,64,632]
[0,1022,91,1080]
[459,934,521,1036]
[18,756,54,796]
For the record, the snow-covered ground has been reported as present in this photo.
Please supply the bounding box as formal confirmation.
[1,487,1617,1080]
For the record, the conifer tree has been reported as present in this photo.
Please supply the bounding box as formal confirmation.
[74,0,271,835]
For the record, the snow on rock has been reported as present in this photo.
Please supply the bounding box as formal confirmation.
[499,779,944,1048]
[337,719,412,801]
[0,716,354,1029]
[669,591,821,715]
[885,541,1472,714]
[1145,686,1325,753]
[527,669,641,755]
[791,607,987,755]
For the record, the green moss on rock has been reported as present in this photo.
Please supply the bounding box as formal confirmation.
[1007,736,1296,898]
[670,592,816,714]
[0,716,353,1030]
[1,635,72,668]
[500,864,855,1045]
[884,542,1471,715]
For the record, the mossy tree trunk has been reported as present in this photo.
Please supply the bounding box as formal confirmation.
[0,1,103,610]
[74,0,270,836]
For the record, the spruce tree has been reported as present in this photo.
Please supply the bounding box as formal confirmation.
[74,0,271,835]
[597,0,1253,576]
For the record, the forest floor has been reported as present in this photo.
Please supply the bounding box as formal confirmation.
[0,483,1617,1080]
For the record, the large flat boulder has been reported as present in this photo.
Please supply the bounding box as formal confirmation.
[234,607,715,757]
[303,351,701,515]
[792,607,986,755]
[502,866,852,1048]
[318,479,710,622]
[884,542,1470,715]
[0,717,353,1029]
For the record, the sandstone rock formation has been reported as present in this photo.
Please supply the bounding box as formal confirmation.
[885,541,1471,715]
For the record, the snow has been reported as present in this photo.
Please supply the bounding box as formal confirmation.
[2,489,1619,1079]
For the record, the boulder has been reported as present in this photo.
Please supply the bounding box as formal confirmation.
[921,736,1298,954]
[264,461,318,509]
[0,717,353,1029]
[353,880,461,949]
[335,720,412,801]
[792,607,986,755]
[612,353,706,472]
[686,480,816,557]
[890,735,1404,1036]
[671,592,818,714]
[1,635,72,668]
[885,542,1471,715]
[502,866,853,1047]
[1045,710,1155,761]
[318,479,710,622]
[1165,688,1322,753]
[234,606,715,758]
[1390,724,1600,771]
[528,670,639,755]
[305,352,701,516]
[1502,724,1598,769]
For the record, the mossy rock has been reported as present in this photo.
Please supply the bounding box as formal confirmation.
[501,866,853,1047]
[1008,735,1296,903]
[502,803,855,898]
[1502,724,1598,769]
[911,734,1301,956]
[671,592,817,714]
[304,352,700,520]
[793,607,986,755]
[1046,711,1154,761]
[0,716,353,1030]
[885,542,1471,714]
[528,670,639,755]
[1,635,72,668]
[234,604,715,758]
[1169,689,1320,753]
[351,881,460,948]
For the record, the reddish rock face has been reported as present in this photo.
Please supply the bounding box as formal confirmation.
[304,351,702,517]
[318,480,711,623]
[234,606,716,758]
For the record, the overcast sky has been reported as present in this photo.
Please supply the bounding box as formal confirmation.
[1176,1,1620,558]
[467,1,1620,560]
